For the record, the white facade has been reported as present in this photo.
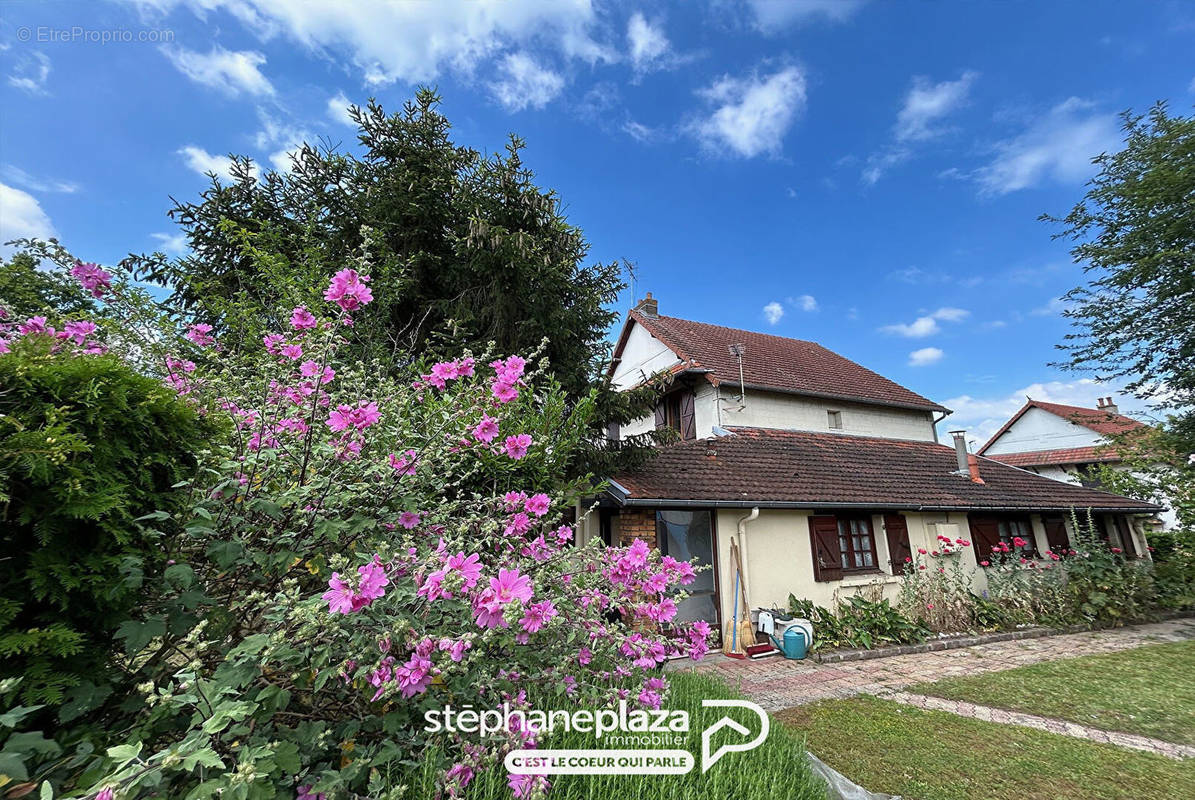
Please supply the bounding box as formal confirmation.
[983,407,1104,455]
[610,322,681,390]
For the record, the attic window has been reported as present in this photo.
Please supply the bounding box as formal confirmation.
[827,410,843,429]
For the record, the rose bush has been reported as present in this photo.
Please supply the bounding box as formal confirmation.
[1,252,709,800]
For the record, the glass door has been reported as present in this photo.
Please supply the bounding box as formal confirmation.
[656,510,717,624]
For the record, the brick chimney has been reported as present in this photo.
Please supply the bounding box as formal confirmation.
[966,453,985,485]
[1096,396,1119,414]
[633,292,658,317]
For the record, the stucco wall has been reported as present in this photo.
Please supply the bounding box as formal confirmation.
[611,321,680,390]
[718,388,937,441]
[984,407,1104,455]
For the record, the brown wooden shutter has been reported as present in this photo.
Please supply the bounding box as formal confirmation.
[654,402,666,430]
[1114,516,1138,557]
[884,514,912,575]
[679,391,696,440]
[968,516,1001,561]
[1043,515,1069,554]
[809,515,843,582]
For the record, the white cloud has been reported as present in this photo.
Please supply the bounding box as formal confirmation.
[627,12,669,74]
[1029,296,1070,316]
[1,165,78,194]
[691,66,807,158]
[895,71,977,142]
[489,52,565,112]
[326,91,356,126]
[881,307,970,338]
[0,183,56,253]
[975,98,1120,195]
[940,378,1149,446]
[763,301,784,325]
[254,110,314,173]
[622,120,658,142]
[788,294,818,312]
[8,51,51,95]
[178,146,237,180]
[746,0,867,29]
[161,45,275,96]
[909,347,944,367]
[863,70,976,184]
[144,0,605,85]
[150,231,188,256]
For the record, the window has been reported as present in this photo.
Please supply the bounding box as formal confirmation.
[827,410,843,429]
[838,516,877,570]
[809,513,880,581]
[654,390,696,440]
[998,518,1036,558]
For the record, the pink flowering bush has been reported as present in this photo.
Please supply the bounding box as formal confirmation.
[47,256,710,800]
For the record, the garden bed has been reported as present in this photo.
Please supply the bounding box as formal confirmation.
[812,611,1193,664]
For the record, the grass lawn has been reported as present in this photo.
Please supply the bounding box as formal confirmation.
[779,695,1195,800]
[405,671,827,799]
[909,639,1195,745]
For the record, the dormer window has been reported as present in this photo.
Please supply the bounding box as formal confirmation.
[827,410,843,430]
[654,390,696,440]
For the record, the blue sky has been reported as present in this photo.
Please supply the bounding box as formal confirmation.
[2,0,1193,443]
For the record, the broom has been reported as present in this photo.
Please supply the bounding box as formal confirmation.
[721,541,755,657]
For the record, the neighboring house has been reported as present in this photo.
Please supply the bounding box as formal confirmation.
[578,296,1160,630]
[977,399,1176,529]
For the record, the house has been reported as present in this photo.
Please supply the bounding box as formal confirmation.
[578,296,1160,629]
[977,398,1175,529]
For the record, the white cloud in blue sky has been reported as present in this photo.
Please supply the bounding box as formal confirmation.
[0,182,55,254]
[161,45,275,96]
[6,0,1187,425]
[908,347,944,367]
[691,65,807,157]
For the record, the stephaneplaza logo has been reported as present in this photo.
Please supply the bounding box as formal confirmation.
[424,698,769,775]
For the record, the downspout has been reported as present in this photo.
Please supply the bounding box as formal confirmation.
[736,507,760,608]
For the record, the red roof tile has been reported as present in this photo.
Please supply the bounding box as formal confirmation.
[608,428,1157,512]
[617,311,948,412]
[985,446,1122,468]
[977,400,1146,455]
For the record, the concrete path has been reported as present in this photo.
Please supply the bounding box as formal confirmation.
[884,691,1195,760]
[675,617,1195,712]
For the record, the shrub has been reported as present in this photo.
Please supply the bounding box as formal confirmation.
[787,594,929,652]
[0,333,214,710]
[897,547,976,633]
[2,254,712,799]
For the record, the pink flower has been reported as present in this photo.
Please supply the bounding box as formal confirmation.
[323,268,373,312]
[447,552,483,589]
[503,433,532,460]
[388,449,419,476]
[503,491,527,511]
[491,381,519,404]
[281,343,303,360]
[519,600,557,633]
[524,493,550,517]
[19,316,47,335]
[263,333,285,354]
[492,568,533,604]
[64,320,97,344]
[185,322,214,346]
[300,360,335,384]
[472,414,500,443]
[1012,536,1027,548]
[357,560,389,602]
[638,688,662,709]
[0,338,9,354]
[491,355,526,383]
[504,512,532,537]
[290,306,317,330]
[1111,546,1122,554]
[70,261,112,297]
[917,547,927,555]
[95,790,116,800]
[980,560,990,567]
[399,511,422,529]
[296,786,325,800]
[508,773,549,800]
[326,402,381,432]
[322,573,356,614]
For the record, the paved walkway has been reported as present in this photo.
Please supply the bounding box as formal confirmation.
[883,691,1195,760]
[675,618,1195,712]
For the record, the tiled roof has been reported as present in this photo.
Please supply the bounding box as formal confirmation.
[608,428,1158,512]
[985,446,1122,468]
[978,400,1146,455]
[620,311,948,412]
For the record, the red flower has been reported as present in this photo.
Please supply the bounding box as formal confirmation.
[1111,547,1122,554]
[979,560,990,567]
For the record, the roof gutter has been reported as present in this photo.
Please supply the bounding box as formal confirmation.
[607,495,1161,513]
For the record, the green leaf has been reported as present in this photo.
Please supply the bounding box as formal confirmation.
[106,742,143,762]
[116,617,166,655]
